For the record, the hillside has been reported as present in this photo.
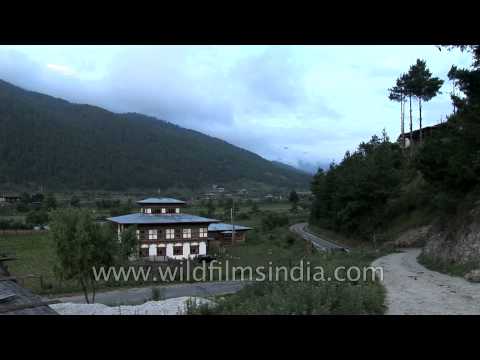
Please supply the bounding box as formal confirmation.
[0,79,311,191]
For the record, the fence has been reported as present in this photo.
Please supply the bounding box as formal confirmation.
[0,229,48,235]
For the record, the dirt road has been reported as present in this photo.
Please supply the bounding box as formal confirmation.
[372,248,480,315]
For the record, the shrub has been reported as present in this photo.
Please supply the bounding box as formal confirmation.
[151,287,165,301]
[261,212,289,231]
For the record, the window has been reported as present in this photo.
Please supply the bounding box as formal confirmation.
[183,228,191,239]
[136,230,140,240]
[157,246,166,256]
[161,208,166,214]
[173,246,183,256]
[199,228,208,238]
[166,229,175,240]
[148,229,157,240]
[140,248,149,257]
[190,245,199,255]
[175,208,180,214]
[144,208,152,214]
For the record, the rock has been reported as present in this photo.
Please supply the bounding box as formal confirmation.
[464,269,480,283]
[423,205,480,264]
[393,225,432,248]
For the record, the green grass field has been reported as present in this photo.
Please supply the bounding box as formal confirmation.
[0,233,57,292]
[0,205,386,315]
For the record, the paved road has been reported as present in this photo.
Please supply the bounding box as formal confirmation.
[372,248,480,315]
[53,281,246,306]
[289,222,348,251]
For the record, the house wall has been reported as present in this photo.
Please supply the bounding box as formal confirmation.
[140,204,185,215]
[140,241,206,260]
[209,230,248,247]
[126,223,209,260]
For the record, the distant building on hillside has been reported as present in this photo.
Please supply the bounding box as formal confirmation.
[398,122,447,149]
[0,193,20,204]
[203,192,217,200]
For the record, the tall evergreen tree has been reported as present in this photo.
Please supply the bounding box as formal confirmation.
[407,59,444,143]
[400,72,415,146]
[389,75,408,146]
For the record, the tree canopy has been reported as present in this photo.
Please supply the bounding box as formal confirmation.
[50,208,117,303]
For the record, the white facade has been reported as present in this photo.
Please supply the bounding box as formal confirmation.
[199,241,206,255]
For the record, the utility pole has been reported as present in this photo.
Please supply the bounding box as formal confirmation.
[231,198,235,244]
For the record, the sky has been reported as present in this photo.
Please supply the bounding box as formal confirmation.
[0,45,473,173]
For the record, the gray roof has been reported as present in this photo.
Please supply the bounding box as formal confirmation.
[107,213,220,225]
[137,197,186,205]
[208,223,253,232]
[0,263,57,315]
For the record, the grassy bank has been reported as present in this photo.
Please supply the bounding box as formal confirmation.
[186,247,387,315]
[417,252,479,278]
[186,229,388,315]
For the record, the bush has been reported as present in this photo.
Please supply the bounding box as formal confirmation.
[26,210,49,226]
[0,219,32,230]
[284,234,296,248]
[151,287,165,301]
[186,279,385,315]
[261,212,289,231]
[236,212,250,220]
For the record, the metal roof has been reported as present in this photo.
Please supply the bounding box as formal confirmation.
[137,197,186,205]
[0,263,57,315]
[107,213,220,225]
[208,223,253,232]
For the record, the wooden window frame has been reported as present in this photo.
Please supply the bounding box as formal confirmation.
[166,228,175,240]
[173,246,183,256]
[190,245,199,255]
[183,228,192,239]
[148,229,157,240]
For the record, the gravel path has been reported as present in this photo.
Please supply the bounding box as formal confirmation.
[50,297,212,315]
[372,248,480,315]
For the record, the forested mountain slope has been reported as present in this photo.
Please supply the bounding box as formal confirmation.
[0,79,310,191]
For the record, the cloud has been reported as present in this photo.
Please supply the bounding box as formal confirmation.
[46,63,77,76]
[0,45,471,170]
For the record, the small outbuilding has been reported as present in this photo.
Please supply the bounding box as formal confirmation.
[208,223,253,246]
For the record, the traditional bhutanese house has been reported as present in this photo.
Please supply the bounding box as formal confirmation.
[107,198,220,261]
[208,223,253,246]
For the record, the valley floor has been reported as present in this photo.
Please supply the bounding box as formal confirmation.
[372,248,480,315]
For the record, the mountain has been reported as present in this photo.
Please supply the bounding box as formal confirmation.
[0,79,311,191]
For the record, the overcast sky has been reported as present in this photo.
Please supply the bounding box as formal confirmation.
[0,45,472,173]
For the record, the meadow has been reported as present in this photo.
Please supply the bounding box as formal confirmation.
[0,199,387,314]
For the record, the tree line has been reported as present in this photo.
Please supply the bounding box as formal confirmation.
[311,46,480,242]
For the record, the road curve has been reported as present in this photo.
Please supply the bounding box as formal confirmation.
[372,248,480,315]
[289,222,348,251]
